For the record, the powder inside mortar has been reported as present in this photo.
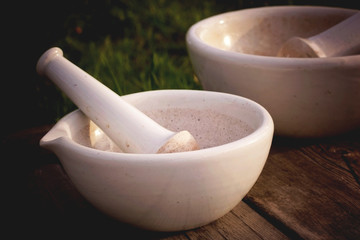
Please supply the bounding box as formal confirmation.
[145,108,253,149]
[73,108,254,152]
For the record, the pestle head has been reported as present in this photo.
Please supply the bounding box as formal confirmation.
[157,131,199,154]
[277,37,324,58]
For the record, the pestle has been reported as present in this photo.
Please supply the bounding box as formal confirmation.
[37,47,199,154]
[277,12,360,58]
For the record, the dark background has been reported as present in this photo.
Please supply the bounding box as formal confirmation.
[3,0,359,137]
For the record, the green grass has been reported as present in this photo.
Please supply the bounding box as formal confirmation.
[38,0,359,122]
[3,0,357,135]
[51,0,220,118]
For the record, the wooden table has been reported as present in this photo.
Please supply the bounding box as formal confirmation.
[4,125,360,239]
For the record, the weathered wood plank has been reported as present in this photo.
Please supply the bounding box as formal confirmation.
[7,126,359,239]
[245,132,360,240]
[231,202,290,240]
[183,201,289,240]
[4,126,288,239]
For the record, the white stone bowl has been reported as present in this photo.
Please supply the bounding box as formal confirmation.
[40,90,274,232]
[186,6,360,138]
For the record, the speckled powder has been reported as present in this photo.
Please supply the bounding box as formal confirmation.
[73,108,254,152]
[144,108,254,149]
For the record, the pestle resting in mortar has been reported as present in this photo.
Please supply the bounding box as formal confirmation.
[37,47,199,154]
[277,12,360,58]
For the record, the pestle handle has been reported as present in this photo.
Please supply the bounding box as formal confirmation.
[37,47,199,154]
[278,12,360,58]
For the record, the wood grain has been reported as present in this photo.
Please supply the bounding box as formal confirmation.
[245,133,360,240]
[4,126,360,239]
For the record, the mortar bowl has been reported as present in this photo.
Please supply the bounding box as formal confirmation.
[40,90,274,232]
[186,6,360,138]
